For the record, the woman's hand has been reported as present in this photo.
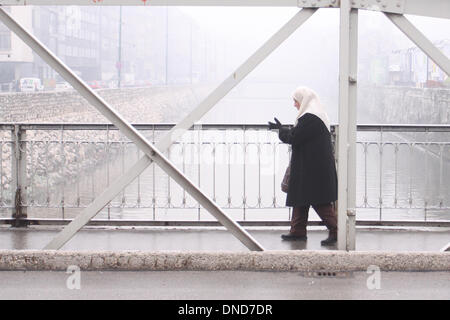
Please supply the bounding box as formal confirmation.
[268,117,282,130]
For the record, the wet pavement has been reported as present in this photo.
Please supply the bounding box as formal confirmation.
[1,226,448,300]
[0,226,448,252]
[0,270,448,300]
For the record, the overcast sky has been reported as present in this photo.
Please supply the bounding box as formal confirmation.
[180,6,450,47]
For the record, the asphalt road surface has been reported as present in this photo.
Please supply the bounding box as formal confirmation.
[0,270,448,300]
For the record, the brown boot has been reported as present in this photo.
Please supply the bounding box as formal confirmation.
[281,233,307,241]
[313,203,338,246]
[283,206,309,241]
[321,231,337,246]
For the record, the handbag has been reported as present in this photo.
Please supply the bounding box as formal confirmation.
[281,163,290,193]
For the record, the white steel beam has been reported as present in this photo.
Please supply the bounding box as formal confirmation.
[0,6,265,251]
[1,0,449,19]
[350,0,450,19]
[43,8,316,251]
[337,0,350,251]
[401,0,450,19]
[385,13,450,76]
[42,8,317,251]
[346,8,358,251]
[45,9,317,249]
[0,0,338,8]
[0,6,316,250]
[441,242,450,252]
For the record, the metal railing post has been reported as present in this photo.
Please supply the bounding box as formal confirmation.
[11,125,27,227]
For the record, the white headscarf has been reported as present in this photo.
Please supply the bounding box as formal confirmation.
[292,86,330,132]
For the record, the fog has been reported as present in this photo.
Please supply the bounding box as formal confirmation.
[1,6,448,125]
[178,7,450,124]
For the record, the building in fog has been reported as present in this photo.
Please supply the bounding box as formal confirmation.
[0,6,102,89]
[388,39,450,88]
[0,6,224,91]
[34,6,102,86]
[0,7,34,90]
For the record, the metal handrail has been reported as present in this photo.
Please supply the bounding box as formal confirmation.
[1,123,450,131]
[1,122,449,226]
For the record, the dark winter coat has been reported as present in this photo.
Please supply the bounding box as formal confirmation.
[278,113,337,207]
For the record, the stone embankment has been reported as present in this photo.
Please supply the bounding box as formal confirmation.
[359,85,449,124]
[0,85,208,207]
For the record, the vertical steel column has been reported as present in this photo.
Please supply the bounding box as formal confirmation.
[346,8,358,251]
[337,0,351,251]
[11,125,27,227]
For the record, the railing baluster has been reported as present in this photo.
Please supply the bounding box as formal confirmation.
[137,146,141,209]
[60,126,65,220]
[409,143,413,209]
[287,144,292,220]
[394,143,398,209]
[258,140,261,209]
[243,127,246,220]
[76,142,80,208]
[439,144,444,209]
[182,141,186,208]
[0,141,3,207]
[29,140,34,208]
[379,129,383,221]
[198,126,201,220]
[167,145,171,209]
[364,142,368,208]
[152,125,156,220]
[106,125,110,219]
[91,142,95,204]
[45,139,50,207]
[272,141,276,208]
[121,137,126,208]
[424,129,429,221]
[227,141,231,209]
[213,141,216,204]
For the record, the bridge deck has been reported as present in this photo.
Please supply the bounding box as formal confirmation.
[0,226,448,252]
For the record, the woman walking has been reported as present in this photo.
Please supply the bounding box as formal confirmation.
[268,86,338,246]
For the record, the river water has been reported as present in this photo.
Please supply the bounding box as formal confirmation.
[20,84,450,222]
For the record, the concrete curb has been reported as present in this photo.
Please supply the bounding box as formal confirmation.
[0,250,449,272]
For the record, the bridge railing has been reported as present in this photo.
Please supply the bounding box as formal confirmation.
[0,123,449,227]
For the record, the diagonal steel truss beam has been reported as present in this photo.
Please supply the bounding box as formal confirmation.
[0,0,336,8]
[385,13,450,76]
[1,0,449,19]
[0,6,317,250]
[43,8,316,251]
[0,6,262,252]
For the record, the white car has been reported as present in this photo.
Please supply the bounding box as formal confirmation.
[55,82,71,91]
[19,78,44,92]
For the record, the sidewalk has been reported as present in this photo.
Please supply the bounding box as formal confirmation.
[0,270,449,300]
[0,226,448,252]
